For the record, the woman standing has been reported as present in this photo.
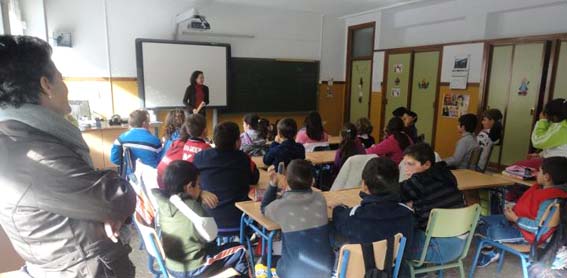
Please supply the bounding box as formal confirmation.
[183,70,209,116]
[0,35,136,277]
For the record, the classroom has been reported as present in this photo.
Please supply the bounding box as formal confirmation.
[1,0,567,277]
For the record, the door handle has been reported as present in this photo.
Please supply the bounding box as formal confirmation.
[530,108,535,116]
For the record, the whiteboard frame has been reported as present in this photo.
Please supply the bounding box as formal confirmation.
[135,38,231,109]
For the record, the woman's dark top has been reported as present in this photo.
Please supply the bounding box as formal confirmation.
[183,84,210,115]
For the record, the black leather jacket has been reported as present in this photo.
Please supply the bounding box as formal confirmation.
[0,120,136,277]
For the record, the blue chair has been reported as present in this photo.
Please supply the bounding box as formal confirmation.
[119,147,136,179]
[469,201,561,278]
[133,211,169,278]
[336,233,407,278]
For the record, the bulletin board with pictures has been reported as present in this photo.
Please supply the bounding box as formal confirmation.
[442,93,470,118]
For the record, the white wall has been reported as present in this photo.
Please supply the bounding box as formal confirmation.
[45,0,109,77]
[45,0,324,78]
[320,15,345,82]
[20,0,46,40]
[441,43,484,83]
[336,0,567,83]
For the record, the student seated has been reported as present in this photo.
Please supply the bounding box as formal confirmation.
[366,117,413,164]
[240,113,268,156]
[392,106,408,119]
[263,118,305,167]
[475,157,567,267]
[157,114,211,188]
[331,157,414,244]
[261,159,333,278]
[162,109,185,154]
[531,98,567,159]
[153,160,251,278]
[401,143,465,263]
[296,111,329,149]
[111,109,162,168]
[333,123,365,174]
[444,113,479,169]
[403,110,420,143]
[193,122,260,231]
[356,117,376,148]
[477,109,503,170]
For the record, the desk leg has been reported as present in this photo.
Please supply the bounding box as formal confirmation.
[266,231,276,278]
[261,227,267,258]
[240,214,255,268]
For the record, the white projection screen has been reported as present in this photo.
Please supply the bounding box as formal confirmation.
[136,39,230,108]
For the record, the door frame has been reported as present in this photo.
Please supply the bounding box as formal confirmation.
[345,22,375,123]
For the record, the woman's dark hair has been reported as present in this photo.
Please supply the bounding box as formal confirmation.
[190,70,203,86]
[163,160,200,197]
[213,121,240,151]
[483,109,503,142]
[356,117,373,135]
[179,113,206,141]
[339,123,360,166]
[543,98,567,123]
[243,113,260,130]
[386,117,411,151]
[304,111,325,141]
[392,107,408,118]
[164,109,185,140]
[0,35,57,108]
[362,157,400,195]
[257,118,270,140]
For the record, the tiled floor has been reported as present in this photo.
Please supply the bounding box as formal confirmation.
[129,231,524,278]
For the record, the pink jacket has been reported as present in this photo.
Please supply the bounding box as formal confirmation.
[366,134,412,164]
[296,129,329,144]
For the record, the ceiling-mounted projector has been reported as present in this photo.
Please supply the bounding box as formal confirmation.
[189,14,210,30]
[176,8,210,30]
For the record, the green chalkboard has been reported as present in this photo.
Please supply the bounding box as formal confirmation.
[222,58,319,113]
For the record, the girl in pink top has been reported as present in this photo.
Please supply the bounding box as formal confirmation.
[366,117,413,164]
[296,111,329,144]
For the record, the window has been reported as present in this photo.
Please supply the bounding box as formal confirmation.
[351,27,373,58]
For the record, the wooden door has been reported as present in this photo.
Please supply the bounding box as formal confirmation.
[384,53,412,125]
[485,45,514,166]
[553,41,567,99]
[500,43,545,165]
[410,51,440,144]
[349,60,372,121]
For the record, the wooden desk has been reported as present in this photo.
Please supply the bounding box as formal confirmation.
[328,135,341,145]
[236,188,360,232]
[453,169,516,190]
[252,150,336,169]
[490,173,534,187]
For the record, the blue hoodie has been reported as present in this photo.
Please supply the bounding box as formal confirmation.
[333,192,415,245]
[263,139,305,167]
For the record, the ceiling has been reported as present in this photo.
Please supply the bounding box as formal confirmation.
[187,0,431,16]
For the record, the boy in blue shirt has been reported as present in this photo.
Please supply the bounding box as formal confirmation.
[110,110,162,168]
[263,118,305,167]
